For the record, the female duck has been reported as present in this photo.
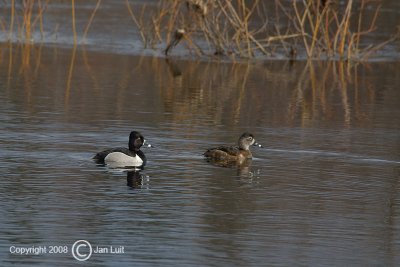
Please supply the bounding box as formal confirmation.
[204,132,262,164]
[94,131,150,168]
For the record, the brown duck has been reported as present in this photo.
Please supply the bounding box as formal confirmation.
[204,132,262,164]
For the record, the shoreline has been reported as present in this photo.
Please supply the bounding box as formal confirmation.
[1,40,400,64]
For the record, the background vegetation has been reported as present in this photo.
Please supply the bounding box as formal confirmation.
[1,0,398,61]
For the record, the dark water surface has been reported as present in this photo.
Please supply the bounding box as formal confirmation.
[0,44,399,266]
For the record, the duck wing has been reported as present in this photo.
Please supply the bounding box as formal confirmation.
[204,146,240,158]
[93,147,132,164]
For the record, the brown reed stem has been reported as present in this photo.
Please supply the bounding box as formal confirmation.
[38,0,44,39]
[82,0,101,42]
[126,0,147,47]
[293,0,311,57]
[71,0,77,44]
[337,0,353,58]
[9,0,15,41]
[22,0,34,42]
[30,0,49,40]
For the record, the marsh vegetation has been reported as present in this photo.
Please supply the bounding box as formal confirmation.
[1,0,398,61]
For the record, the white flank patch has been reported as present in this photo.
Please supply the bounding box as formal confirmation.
[105,152,143,167]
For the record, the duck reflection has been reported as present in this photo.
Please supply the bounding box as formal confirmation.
[126,170,148,189]
[165,58,182,77]
[205,157,260,180]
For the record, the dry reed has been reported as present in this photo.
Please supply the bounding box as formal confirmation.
[71,0,77,44]
[82,0,102,42]
[127,0,396,60]
[1,0,397,61]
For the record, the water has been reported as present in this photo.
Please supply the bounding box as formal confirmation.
[0,2,400,266]
[0,43,399,266]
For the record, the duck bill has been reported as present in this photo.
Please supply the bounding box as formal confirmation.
[252,142,262,148]
[143,140,153,148]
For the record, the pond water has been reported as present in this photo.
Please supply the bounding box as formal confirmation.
[0,43,399,266]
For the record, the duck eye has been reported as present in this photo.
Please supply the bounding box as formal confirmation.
[247,137,253,141]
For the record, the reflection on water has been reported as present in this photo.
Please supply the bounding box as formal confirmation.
[1,42,399,130]
[126,171,149,190]
[0,43,399,266]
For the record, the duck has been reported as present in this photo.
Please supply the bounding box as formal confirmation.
[204,132,262,164]
[93,131,151,168]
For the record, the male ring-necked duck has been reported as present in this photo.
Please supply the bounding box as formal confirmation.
[204,132,262,164]
[93,131,151,168]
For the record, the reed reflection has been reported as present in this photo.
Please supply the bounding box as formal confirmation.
[287,61,371,128]
[0,43,396,129]
[65,44,77,106]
